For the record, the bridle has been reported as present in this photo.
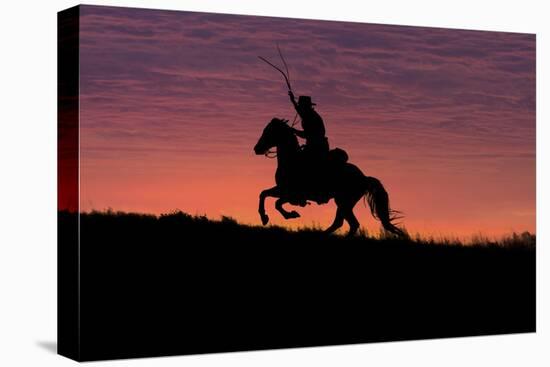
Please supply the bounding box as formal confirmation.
[262,118,295,159]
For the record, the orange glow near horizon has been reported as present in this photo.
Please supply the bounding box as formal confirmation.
[72,6,535,240]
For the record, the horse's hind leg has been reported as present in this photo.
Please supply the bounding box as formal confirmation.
[333,194,362,236]
[324,208,345,234]
[344,209,360,237]
[275,198,301,219]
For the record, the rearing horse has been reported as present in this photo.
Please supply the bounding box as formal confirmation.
[253,117,404,237]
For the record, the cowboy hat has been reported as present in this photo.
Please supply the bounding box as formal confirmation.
[298,95,316,106]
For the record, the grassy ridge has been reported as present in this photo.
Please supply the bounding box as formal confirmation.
[59,209,536,361]
[78,209,535,249]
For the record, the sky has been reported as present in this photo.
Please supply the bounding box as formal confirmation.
[74,5,536,238]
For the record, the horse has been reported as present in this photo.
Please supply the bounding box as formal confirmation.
[253,117,404,237]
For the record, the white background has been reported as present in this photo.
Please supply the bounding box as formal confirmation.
[0,0,547,365]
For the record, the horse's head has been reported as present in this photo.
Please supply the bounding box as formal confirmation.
[254,118,293,155]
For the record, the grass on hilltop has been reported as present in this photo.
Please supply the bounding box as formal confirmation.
[73,209,535,250]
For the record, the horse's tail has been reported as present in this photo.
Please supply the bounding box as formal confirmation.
[363,176,406,237]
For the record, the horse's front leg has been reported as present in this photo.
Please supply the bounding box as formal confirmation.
[258,186,281,225]
[275,198,301,219]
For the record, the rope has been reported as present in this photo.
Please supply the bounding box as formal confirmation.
[290,112,299,127]
[277,43,291,88]
[258,56,292,92]
[257,47,297,159]
[258,44,293,92]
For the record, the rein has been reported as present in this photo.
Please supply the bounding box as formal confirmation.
[265,149,278,158]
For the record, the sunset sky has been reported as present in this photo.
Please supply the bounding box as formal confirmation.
[75,5,535,238]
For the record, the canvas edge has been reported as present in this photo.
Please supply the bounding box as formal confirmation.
[57,4,81,362]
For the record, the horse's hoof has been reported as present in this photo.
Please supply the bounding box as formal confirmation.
[283,210,300,219]
[346,230,358,237]
[288,210,301,219]
[260,213,269,225]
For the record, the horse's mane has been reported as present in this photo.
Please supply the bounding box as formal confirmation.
[270,117,289,127]
[270,118,299,150]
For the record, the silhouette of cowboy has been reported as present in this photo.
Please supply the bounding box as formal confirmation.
[288,91,330,202]
[288,91,329,158]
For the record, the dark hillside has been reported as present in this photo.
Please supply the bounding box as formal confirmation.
[59,210,535,361]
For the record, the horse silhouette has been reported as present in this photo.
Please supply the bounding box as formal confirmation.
[254,117,404,236]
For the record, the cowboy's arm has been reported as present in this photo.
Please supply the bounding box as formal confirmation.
[292,128,307,138]
[288,91,306,138]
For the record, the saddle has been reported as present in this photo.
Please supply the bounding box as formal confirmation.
[294,147,349,204]
[328,147,349,166]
